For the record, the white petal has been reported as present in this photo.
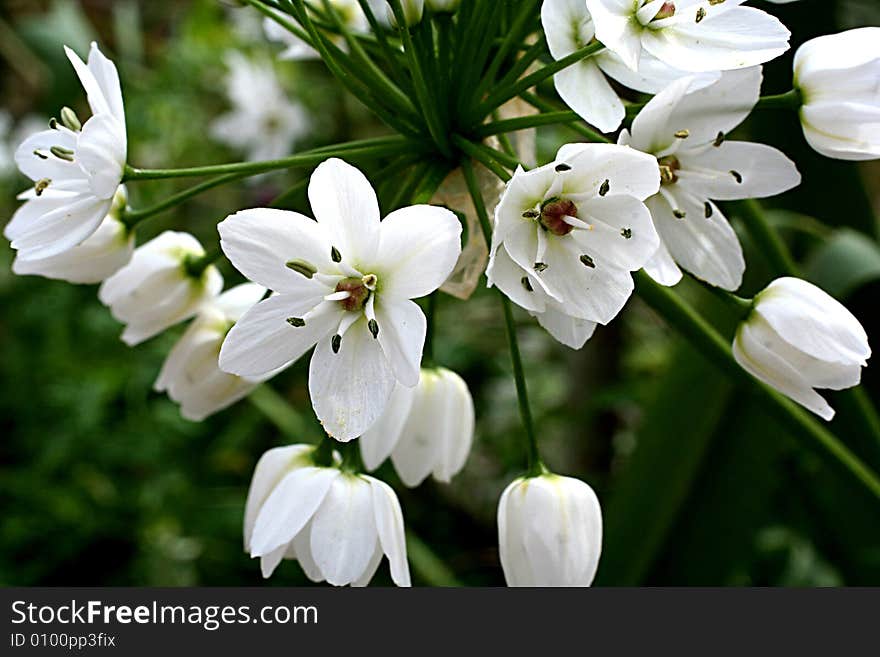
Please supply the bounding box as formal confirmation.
[310,474,378,586]
[308,318,396,441]
[487,246,548,314]
[65,45,113,117]
[218,207,334,293]
[572,194,660,271]
[534,306,598,349]
[498,479,535,586]
[642,7,789,73]
[430,368,475,483]
[553,62,625,133]
[11,195,113,260]
[308,158,380,267]
[542,0,595,61]
[375,297,426,387]
[647,193,744,290]
[585,0,644,70]
[373,204,462,299]
[642,238,683,287]
[85,42,126,124]
[250,466,338,556]
[219,295,339,378]
[214,283,268,322]
[260,545,288,578]
[596,49,720,94]
[76,113,126,199]
[368,476,411,586]
[243,444,314,552]
[390,370,444,487]
[678,141,800,200]
[556,142,661,201]
[14,128,81,182]
[359,382,417,471]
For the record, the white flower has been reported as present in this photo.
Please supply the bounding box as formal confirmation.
[209,53,309,163]
[426,0,459,12]
[793,27,880,161]
[498,472,603,586]
[263,1,370,61]
[218,158,462,441]
[620,67,801,290]
[8,187,132,284]
[99,231,223,346]
[486,143,660,349]
[388,0,425,26]
[585,0,790,74]
[733,277,871,421]
[11,42,126,260]
[541,0,720,133]
[245,444,411,586]
[360,367,474,486]
[155,283,269,421]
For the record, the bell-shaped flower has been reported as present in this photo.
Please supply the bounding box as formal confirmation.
[793,27,880,161]
[498,472,603,586]
[10,42,127,260]
[620,67,801,290]
[360,366,474,487]
[733,277,870,421]
[99,231,223,346]
[210,53,309,162]
[486,143,660,349]
[9,187,132,284]
[541,0,719,133]
[155,283,270,421]
[245,444,411,586]
[585,0,789,74]
[217,158,461,441]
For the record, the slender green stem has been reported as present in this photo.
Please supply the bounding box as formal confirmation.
[424,291,438,367]
[184,247,221,278]
[474,111,587,138]
[756,89,802,111]
[120,173,245,227]
[451,135,511,182]
[470,40,605,124]
[462,158,542,476]
[519,91,610,143]
[122,137,414,181]
[634,270,880,501]
[474,0,541,104]
[690,274,753,320]
[733,199,800,276]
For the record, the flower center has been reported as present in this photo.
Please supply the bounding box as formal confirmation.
[335,275,374,312]
[658,155,681,185]
[539,198,578,236]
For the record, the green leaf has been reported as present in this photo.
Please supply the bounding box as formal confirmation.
[805,228,880,299]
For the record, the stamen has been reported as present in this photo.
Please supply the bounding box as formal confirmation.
[286,317,305,327]
[48,118,58,130]
[554,163,571,173]
[580,254,595,268]
[621,228,632,239]
[730,170,743,184]
[674,129,690,139]
[704,202,713,218]
[521,276,533,292]
[654,1,676,20]
[713,131,725,147]
[708,0,725,5]
[330,246,342,262]
[286,259,317,278]
[324,291,352,302]
[368,319,379,339]
[50,146,75,162]
[533,262,548,273]
[33,150,48,160]
[362,273,377,290]
[331,334,342,353]
[535,228,549,263]
[673,209,686,219]
[695,7,706,22]
[599,179,610,197]
[522,209,539,219]
[331,311,361,353]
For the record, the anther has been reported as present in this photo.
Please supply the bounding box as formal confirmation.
[34,178,51,196]
[368,319,379,339]
[330,246,342,262]
[659,165,676,185]
[621,228,632,239]
[655,1,676,20]
[708,0,725,5]
[673,209,686,219]
[50,146,75,162]
[362,273,377,290]
[695,7,706,22]
[704,202,713,218]
[533,262,548,272]
[713,131,725,147]
[49,118,58,130]
[730,170,743,184]
[33,150,48,160]
[579,254,595,268]
[599,179,610,196]
[286,317,305,327]
[674,129,690,139]
[331,334,342,353]
[286,259,317,278]
[521,276,533,292]
[555,163,571,173]
[60,107,82,132]
[522,209,539,219]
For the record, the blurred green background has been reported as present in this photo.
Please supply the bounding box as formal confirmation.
[1,0,879,586]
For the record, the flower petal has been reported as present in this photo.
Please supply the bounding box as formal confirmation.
[375,297,427,388]
[359,382,417,471]
[534,306,598,349]
[553,62,625,134]
[368,476,411,586]
[76,113,125,199]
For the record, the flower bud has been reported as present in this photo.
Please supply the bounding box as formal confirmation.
[245,445,411,586]
[498,472,602,587]
[155,283,268,421]
[98,231,223,346]
[426,0,460,13]
[387,0,424,26]
[359,367,474,487]
[733,277,871,420]
[793,27,880,161]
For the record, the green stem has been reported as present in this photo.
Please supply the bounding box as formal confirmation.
[184,247,221,278]
[470,40,605,124]
[690,274,753,320]
[473,111,589,138]
[424,291,438,367]
[756,89,802,111]
[519,91,611,143]
[634,270,880,501]
[122,137,414,181]
[734,199,800,276]
[451,135,511,182]
[120,172,245,227]
[462,158,543,476]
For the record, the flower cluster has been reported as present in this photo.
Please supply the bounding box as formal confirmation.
[4,1,878,588]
